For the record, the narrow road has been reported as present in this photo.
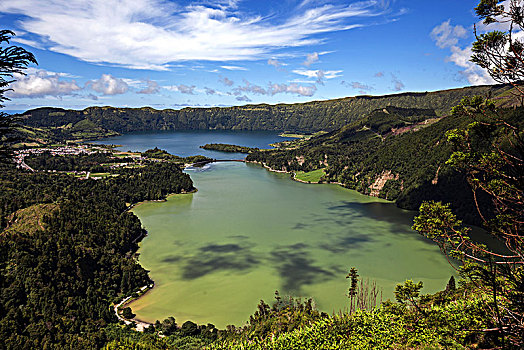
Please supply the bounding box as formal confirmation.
[113,285,153,332]
[19,160,35,172]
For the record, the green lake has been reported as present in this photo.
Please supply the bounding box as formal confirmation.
[128,161,455,328]
[98,130,456,328]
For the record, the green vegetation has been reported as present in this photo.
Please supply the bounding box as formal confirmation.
[1,30,37,160]
[0,162,194,348]
[411,3,524,346]
[200,143,259,153]
[413,98,524,346]
[25,151,129,172]
[271,131,328,149]
[17,84,516,139]
[278,133,307,138]
[294,169,326,183]
[3,203,58,235]
[247,105,524,225]
[2,1,523,346]
[142,147,211,164]
[103,322,217,350]
[208,279,494,350]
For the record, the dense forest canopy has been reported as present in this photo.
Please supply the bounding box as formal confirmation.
[17,84,515,137]
[0,161,195,348]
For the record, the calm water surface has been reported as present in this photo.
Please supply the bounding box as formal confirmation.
[98,131,455,328]
[95,130,294,159]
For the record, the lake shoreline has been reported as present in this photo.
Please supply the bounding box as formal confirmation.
[120,186,198,332]
[98,131,452,328]
[246,160,347,187]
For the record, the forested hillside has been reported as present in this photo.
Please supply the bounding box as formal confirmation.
[0,162,194,348]
[18,84,513,138]
[247,105,524,224]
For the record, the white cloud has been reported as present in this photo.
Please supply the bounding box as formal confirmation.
[431,20,496,85]
[234,80,268,95]
[164,84,196,94]
[342,81,373,91]
[292,69,342,80]
[391,74,404,91]
[303,52,319,66]
[269,83,317,97]
[233,79,317,97]
[138,79,160,94]
[268,58,287,71]
[24,67,80,78]
[0,0,387,70]
[448,46,495,85]
[205,87,216,95]
[87,74,129,95]
[236,95,252,102]
[301,51,334,66]
[219,76,235,86]
[122,78,143,88]
[430,20,467,49]
[8,69,81,98]
[220,65,248,71]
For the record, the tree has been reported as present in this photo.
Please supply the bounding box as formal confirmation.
[394,280,424,314]
[472,0,524,95]
[121,307,135,319]
[346,267,359,314]
[180,320,200,337]
[413,2,524,347]
[0,30,37,161]
[159,316,177,336]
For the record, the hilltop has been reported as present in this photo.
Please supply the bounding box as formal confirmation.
[15,84,516,145]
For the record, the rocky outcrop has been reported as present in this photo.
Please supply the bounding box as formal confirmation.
[369,171,399,197]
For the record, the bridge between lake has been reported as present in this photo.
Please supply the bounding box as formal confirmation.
[190,159,246,167]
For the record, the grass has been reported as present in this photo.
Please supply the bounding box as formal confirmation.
[90,173,115,178]
[294,169,326,183]
[3,203,59,235]
[279,133,306,138]
[115,152,141,158]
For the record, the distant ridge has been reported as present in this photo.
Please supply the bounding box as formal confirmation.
[18,84,516,136]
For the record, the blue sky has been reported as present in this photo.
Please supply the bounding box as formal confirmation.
[0,0,496,110]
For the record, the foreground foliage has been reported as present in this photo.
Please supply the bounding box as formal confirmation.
[0,162,194,348]
[413,2,524,347]
[207,283,494,350]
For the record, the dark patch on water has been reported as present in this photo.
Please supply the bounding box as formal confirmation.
[292,223,309,230]
[200,243,244,253]
[328,201,414,229]
[227,234,250,240]
[270,244,335,294]
[162,255,183,263]
[179,243,260,280]
[319,233,373,253]
[310,209,363,228]
[324,201,439,246]
[330,265,347,275]
[287,243,309,250]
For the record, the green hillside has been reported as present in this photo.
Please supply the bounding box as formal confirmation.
[18,84,514,137]
[247,105,524,224]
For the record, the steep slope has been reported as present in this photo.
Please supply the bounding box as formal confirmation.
[247,106,524,224]
[19,84,513,135]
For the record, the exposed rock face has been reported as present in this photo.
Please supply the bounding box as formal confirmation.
[369,170,399,197]
[432,166,441,185]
